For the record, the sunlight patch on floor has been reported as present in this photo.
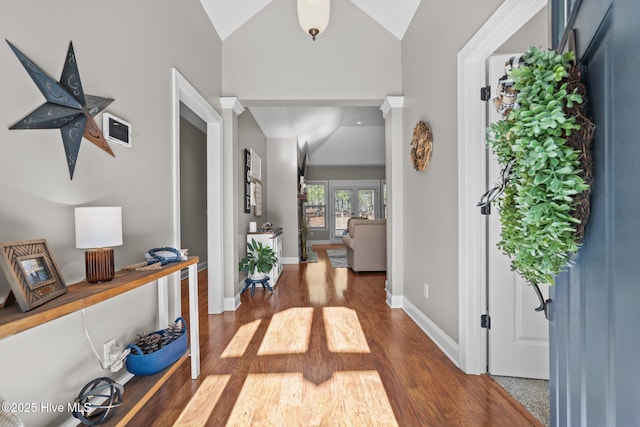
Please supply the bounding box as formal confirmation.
[323,307,370,353]
[306,270,328,305]
[257,308,314,355]
[221,319,262,358]
[173,374,231,426]
[227,371,398,426]
[333,268,348,299]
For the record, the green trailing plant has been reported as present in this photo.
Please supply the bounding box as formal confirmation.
[487,46,592,285]
[239,238,278,277]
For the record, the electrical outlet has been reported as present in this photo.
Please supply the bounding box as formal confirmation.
[424,283,429,299]
[103,338,117,368]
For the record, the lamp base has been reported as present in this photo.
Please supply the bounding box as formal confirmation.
[85,248,115,283]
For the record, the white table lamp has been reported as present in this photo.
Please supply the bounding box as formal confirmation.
[75,207,123,283]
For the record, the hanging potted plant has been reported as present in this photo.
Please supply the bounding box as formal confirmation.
[239,238,278,280]
[485,46,595,297]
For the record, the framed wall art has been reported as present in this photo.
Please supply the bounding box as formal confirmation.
[244,149,251,213]
[254,180,263,217]
[0,239,67,312]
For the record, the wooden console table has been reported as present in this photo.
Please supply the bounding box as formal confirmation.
[0,257,201,380]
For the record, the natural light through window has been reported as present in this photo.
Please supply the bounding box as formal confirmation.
[257,308,313,355]
[306,269,329,305]
[175,307,398,426]
[227,371,397,426]
[323,307,370,353]
[220,319,261,358]
[173,375,231,427]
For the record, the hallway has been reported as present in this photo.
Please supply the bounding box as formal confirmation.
[130,245,540,426]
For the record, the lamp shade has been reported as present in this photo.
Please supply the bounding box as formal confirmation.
[75,207,123,249]
[297,0,330,40]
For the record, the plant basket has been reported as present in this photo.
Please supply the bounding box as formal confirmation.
[125,317,187,376]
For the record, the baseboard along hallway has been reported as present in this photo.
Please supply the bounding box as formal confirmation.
[128,245,541,426]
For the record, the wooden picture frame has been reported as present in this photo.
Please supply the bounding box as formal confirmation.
[0,274,15,308]
[0,239,67,312]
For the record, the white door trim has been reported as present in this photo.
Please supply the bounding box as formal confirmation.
[457,0,547,374]
[172,68,224,315]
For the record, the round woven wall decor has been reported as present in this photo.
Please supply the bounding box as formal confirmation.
[410,120,433,171]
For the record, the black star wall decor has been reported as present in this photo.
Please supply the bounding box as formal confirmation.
[7,40,115,179]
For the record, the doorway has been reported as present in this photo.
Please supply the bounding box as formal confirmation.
[457,0,548,374]
[180,105,208,273]
[171,68,224,315]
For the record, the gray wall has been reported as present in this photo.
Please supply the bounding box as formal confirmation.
[0,1,221,426]
[237,111,268,274]
[496,6,549,55]
[401,0,504,341]
[266,138,299,260]
[306,166,385,181]
[180,116,208,265]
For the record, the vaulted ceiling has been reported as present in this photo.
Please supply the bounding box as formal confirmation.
[198,0,421,166]
[199,0,422,41]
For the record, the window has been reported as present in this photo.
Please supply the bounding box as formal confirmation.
[304,181,327,229]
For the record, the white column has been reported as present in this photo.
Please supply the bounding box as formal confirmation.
[381,96,404,308]
[220,97,245,309]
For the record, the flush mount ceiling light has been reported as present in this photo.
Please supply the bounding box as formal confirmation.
[297,0,330,41]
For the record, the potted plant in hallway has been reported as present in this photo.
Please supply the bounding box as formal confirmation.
[239,238,278,280]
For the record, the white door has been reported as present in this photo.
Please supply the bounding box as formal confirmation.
[486,54,549,379]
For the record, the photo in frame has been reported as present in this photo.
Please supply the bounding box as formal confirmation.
[0,239,67,312]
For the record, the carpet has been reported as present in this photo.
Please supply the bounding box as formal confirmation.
[326,249,348,268]
[492,376,549,426]
[302,250,318,263]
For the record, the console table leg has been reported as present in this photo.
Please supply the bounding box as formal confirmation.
[188,263,200,379]
[158,276,169,329]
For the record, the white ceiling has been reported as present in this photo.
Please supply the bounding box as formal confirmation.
[198,0,418,166]
[249,106,385,166]
[199,0,421,41]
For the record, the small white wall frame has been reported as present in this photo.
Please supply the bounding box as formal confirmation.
[249,148,262,181]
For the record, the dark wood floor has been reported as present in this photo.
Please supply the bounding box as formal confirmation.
[129,245,541,426]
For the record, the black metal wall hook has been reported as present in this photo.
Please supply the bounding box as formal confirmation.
[531,282,552,320]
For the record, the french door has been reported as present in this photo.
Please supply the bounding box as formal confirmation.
[329,180,379,243]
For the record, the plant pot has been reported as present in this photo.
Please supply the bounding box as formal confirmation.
[125,317,187,376]
[249,272,267,280]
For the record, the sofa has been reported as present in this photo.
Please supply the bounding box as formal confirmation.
[342,218,386,272]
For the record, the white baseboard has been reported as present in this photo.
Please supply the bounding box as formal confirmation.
[282,257,299,264]
[402,298,460,367]
[224,281,243,311]
[386,289,403,308]
[224,295,239,311]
